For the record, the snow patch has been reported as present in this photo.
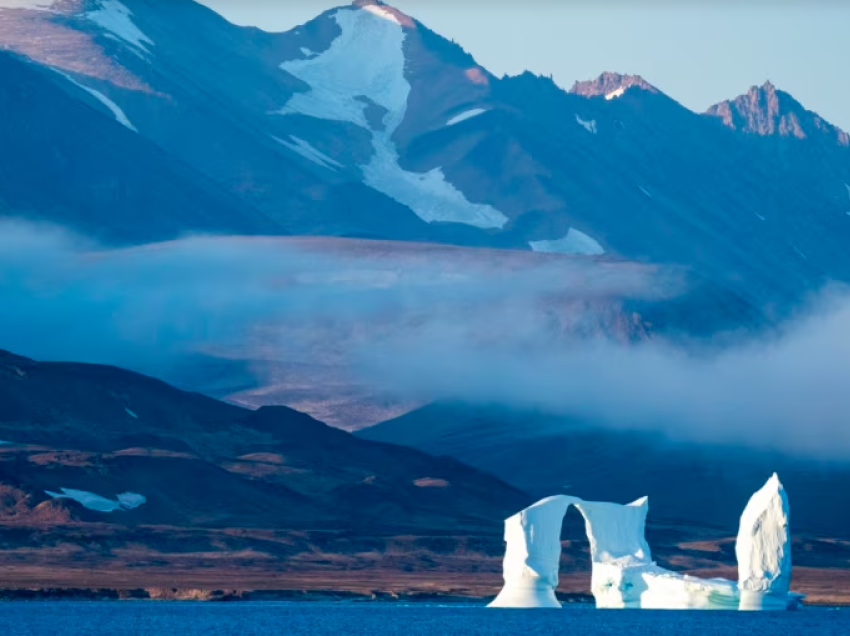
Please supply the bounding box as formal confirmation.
[116,492,146,509]
[276,6,507,229]
[124,407,138,419]
[361,2,401,24]
[529,229,605,256]
[638,185,652,198]
[845,183,850,200]
[300,46,316,57]
[447,108,486,126]
[755,213,766,221]
[274,135,343,171]
[575,114,597,134]
[605,87,626,100]
[0,1,54,9]
[52,69,137,132]
[45,488,146,513]
[86,0,154,54]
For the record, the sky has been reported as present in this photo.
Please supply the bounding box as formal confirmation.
[199,0,850,132]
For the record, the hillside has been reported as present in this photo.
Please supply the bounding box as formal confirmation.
[359,401,850,539]
[0,348,530,531]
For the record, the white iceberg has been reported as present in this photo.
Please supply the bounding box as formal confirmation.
[488,495,574,608]
[736,473,793,610]
[489,473,797,610]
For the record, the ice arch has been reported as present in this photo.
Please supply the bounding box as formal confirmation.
[489,474,796,610]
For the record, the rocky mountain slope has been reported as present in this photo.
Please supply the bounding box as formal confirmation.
[1,0,849,330]
[0,50,279,243]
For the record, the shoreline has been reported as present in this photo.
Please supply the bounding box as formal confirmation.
[0,588,593,604]
[0,588,843,607]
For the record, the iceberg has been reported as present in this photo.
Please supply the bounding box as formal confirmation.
[736,473,793,610]
[489,474,796,610]
[489,495,576,608]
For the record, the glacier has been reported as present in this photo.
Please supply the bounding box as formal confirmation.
[276,3,508,229]
[489,473,798,610]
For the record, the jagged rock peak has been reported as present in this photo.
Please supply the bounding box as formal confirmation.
[569,72,659,100]
[706,80,849,147]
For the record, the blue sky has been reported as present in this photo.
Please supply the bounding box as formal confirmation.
[199,1,850,132]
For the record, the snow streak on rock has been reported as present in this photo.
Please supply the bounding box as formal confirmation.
[86,0,154,55]
[274,135,343,171]
[53,68,137,132]
[575,114,597,134]
[447,108,487,126]
[277,5,508,229]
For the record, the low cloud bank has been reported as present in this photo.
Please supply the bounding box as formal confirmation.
[0,219,659,368]
[360,288,850,458]
[2,220,848,458]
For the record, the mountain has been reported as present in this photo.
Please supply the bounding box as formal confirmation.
[706,81,849,146]
[0,0,467,245]
[0,345,534,596]
[0,50,280,244]
[0,1,848,329]
[0,347,530,531]
[358,401,850,539]
[705,81,850,224]
[570,71,659,100]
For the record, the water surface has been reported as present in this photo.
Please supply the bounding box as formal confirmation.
[0,602,845,635]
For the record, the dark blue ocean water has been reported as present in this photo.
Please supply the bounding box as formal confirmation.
[0,602,846,635]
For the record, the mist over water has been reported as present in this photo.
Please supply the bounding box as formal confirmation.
[1,220,849,459]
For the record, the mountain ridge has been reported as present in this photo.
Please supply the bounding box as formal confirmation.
[706,80,849,146]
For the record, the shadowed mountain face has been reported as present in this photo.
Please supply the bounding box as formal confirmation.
[358,402,850,539]
[0,51,281,244]
[1,0,849,329]
[0,349,530,531]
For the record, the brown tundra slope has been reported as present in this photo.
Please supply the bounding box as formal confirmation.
[1,348,850,604]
